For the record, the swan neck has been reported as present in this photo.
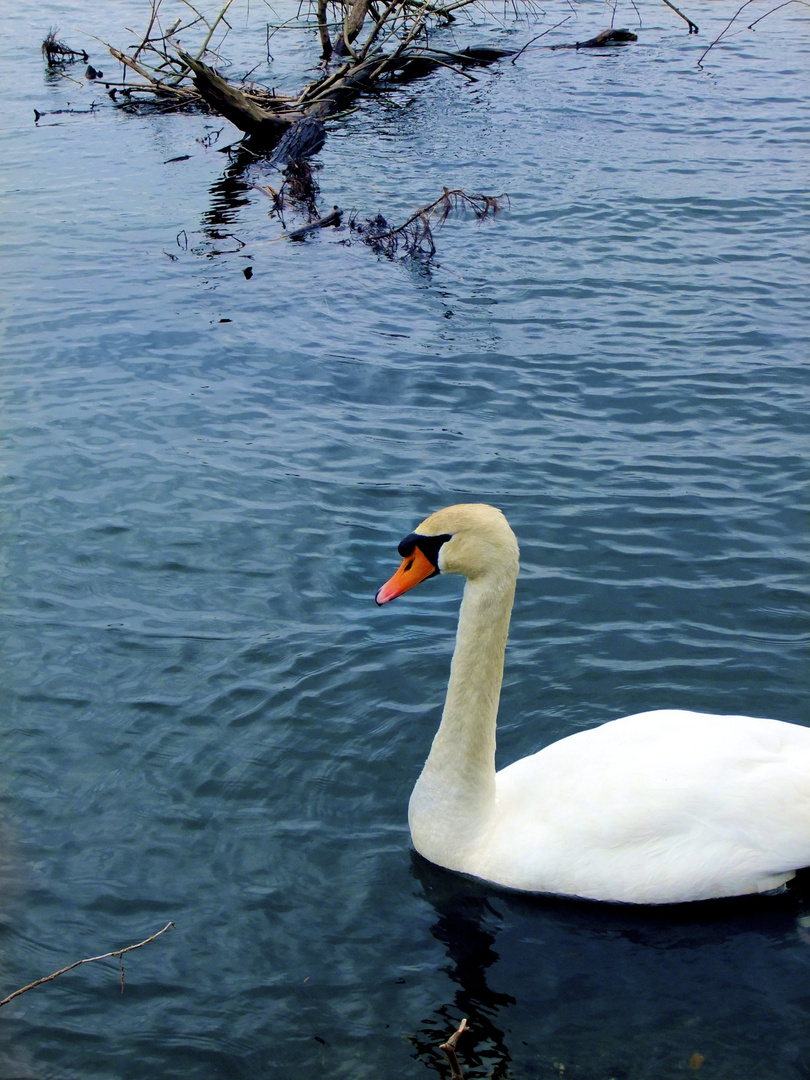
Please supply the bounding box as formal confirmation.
[441,573,514,754]
[409,566,516,861]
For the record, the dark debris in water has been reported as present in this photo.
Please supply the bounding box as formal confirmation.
[347,189,509,261]
[41,28,88,67]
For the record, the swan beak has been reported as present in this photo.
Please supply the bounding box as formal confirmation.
[375,546,437,605]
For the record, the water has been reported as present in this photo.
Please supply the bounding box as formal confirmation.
[0,0,808,1076]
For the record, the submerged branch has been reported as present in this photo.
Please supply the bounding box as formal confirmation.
[275,206,343,241]
[550,27,638,49]
[93,0,514,129]
[41,29,89,65]
[349,188,508,259]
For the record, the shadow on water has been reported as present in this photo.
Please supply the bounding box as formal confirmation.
[409,856,810,1078]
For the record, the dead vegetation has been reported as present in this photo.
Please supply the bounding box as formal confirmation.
[87,1,521,129]
[38,0,725,261]
[348,189,508,259]
[40,0,524,259]
[41,28,89,66]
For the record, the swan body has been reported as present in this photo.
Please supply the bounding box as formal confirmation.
[375,503,810,904]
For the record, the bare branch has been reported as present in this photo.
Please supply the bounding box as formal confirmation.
[132,0,162,62]
[747,0,810,28]
[697,0,757,66]
[510,18,574,62]
[0,922,176,1009]
[195,0,240,60]
[658,0,699,34]
[357,0,403,60]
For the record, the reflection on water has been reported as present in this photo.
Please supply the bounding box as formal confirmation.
[412,859,515,1079]
[204,139,281,234]
[413,859,810,1079]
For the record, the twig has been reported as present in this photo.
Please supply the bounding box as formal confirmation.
[440,1018,469,1080]
[357,0,403,60]
[659,0,699,34]
[194,0,239,60]
[0,922,175,1009]
[510,18,574,62]
[747,0,810,28]
[132,0,162,62]
[697,0,756,65]
[106,43,192,94]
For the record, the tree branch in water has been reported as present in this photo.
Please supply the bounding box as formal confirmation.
[349,188,508,259]
[0,922,176,1009]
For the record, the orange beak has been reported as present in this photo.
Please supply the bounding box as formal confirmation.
[375,545,438,605]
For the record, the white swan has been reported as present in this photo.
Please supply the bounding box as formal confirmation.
[375,503,810,904]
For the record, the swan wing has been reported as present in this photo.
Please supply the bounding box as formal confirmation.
[485,710,810,903]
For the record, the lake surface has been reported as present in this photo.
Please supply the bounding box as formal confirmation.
[1,1,808,1076]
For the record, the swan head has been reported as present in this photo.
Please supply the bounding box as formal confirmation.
[375,503,519,605]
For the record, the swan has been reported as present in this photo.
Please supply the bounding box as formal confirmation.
[375,503,810,904]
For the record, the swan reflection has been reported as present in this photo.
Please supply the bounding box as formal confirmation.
[409,856,810,1078]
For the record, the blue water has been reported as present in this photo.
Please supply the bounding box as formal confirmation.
[1,1,808,1076]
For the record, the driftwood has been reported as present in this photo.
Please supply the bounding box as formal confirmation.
[45,0,715,124]
[267,116,327,169]
[183,41,515,147]
[550,28,639,50]
[86,2,515,146]
[275,208,343,242]
[77,0,712,142]
[39,0,720,259]
[180,52,302,138]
